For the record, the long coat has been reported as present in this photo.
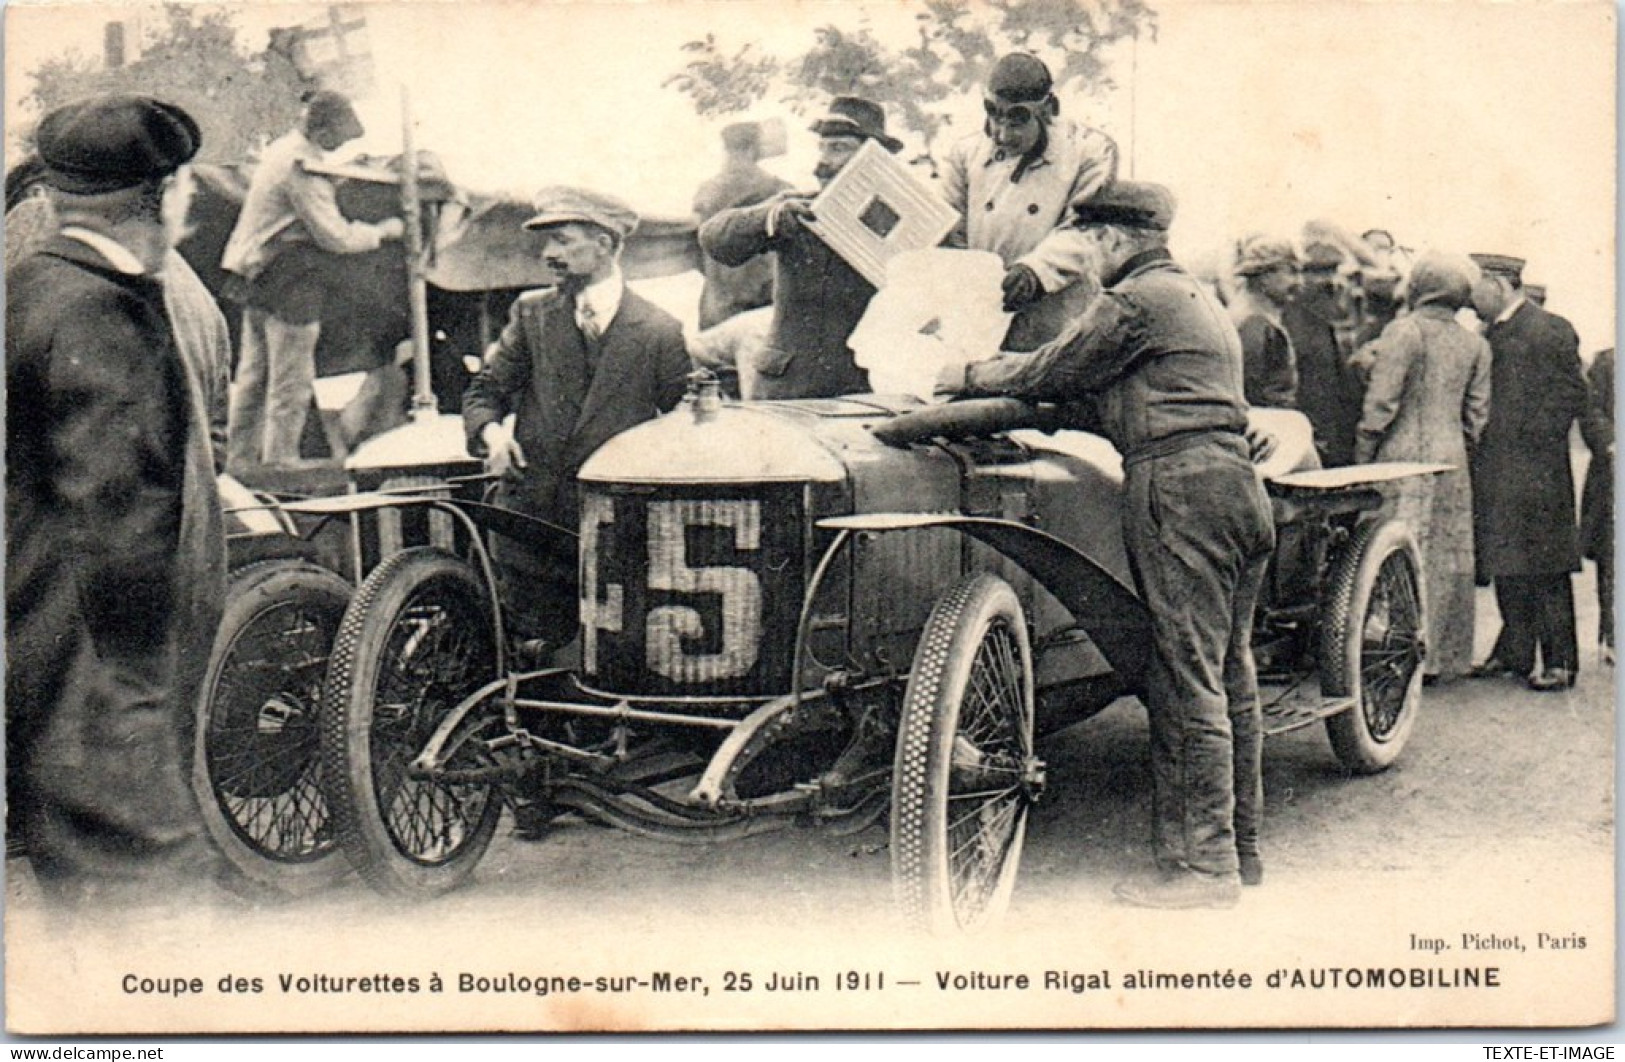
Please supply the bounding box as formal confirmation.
[461,284,690,529]
[1284,293,1364,467]
[1579,348,1613,562]
[1354,305,1492,677]
[1472,299,1588,577]
[6,235,223,897]
[698,199,872,400]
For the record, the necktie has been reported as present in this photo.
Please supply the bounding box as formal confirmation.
[577,300,600,343]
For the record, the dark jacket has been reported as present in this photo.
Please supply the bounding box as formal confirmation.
[698,199,872,400]
[1284,293,1364,467]
[462,284,690,527]
[962,247,1249,460]
[6,235,223,890]
[1579,348,1613,562]
[693,164,791,330]
[1472,299,1588,576]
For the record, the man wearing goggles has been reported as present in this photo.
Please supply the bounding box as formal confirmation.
[940,53,1119,351]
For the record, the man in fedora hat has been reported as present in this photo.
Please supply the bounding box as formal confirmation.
[938,181,1274,909]
[939,52,1119,351]
[7,94,226,906]
[1468,253,1587,692]
[699,95,901,400]
[462,186,690,658]
[1230,234,1302,408]
[222,90,405,471]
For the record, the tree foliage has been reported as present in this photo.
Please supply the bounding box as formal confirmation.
[20,4,308,163]
[664,0,1157,167]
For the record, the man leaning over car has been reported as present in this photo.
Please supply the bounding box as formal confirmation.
[936,180,1275,909]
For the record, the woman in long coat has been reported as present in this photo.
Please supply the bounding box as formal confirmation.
[1354,252,1493,681]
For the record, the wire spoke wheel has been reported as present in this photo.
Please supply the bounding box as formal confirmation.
[194,560,352,893]
[893,574,1040,934]
[322,548,503,896]
[1322,519,1426,772]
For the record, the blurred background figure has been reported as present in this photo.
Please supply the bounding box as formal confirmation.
[1579,348,1614,665]
[691,120,789,331]
[1229,234,1301,408]
[1283,239,1364,467]
[1353,252,1492,682]
[1469,254,1588,692]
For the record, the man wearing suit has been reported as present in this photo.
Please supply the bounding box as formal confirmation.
[692,121,791,331]
[462,187,691,656]
[1468,253,1588,692]
[699,96,902,400]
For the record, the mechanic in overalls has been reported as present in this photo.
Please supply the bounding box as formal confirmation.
[937,181,1275,909]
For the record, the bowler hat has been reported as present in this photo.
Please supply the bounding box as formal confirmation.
[304,90,365,143]
[1071,181,1176,231]
[1235,234,1300,277]
[810,96,902,153]
[523,185,640,240]
[987,53,1054,104]
[1469,253,1525,282]
[37,94,201,194]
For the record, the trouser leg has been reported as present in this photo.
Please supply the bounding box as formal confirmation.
[1597,553,1614,649]
[1126,442,1274,877]
[1490,577,1538,673]
[261,316,322,465]
[1226,554,1269,862]
[1531,572,1579,673]
[225,308,271,472]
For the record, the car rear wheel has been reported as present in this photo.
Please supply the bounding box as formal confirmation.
[194,560,352,893]
[1321,519,1426,772]
[892,573,1041,934]
[321,547,503,896]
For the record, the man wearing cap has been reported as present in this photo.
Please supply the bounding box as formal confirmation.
[939,52,1119,352]
[221,90,405,470]
[1283,241,1364,467]
[938,181,1275,909]
[699,95,899,400]
[693,121,791,332]
[1468,253,1587,692]
[1230,235,1302,409]
[462,187,690,655]
[7,94,225,905]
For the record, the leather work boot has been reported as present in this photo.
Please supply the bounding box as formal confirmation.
[1238,853,1264,887]
[1114,869,1242,910]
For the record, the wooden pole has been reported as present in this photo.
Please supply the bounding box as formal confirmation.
[400,84,436,420]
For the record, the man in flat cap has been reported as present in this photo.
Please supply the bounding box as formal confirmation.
[938,181,1274,909]
[692,121,791,333]
[462,187,690,658]
[1230,234,1302,409]
[222,90,405,471]
[699,95,900,399]
[1468,253,1588,692]
[939,52,1120,351]
[7,94,225,906]
[1283,240,1364,467]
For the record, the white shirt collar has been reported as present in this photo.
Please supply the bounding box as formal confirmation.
[59,225,150,276]
[1495,294,1526,325]
[575,266,625,334]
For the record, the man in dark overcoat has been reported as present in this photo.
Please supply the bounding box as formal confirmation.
[1469,254,1588,691]
[1283,241,1364,467]
[692,121,791,331]
[6,95,226,906]
[462,187,691,655]
[698,96,901,400]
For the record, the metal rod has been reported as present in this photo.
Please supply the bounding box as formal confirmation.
[509,697,739,731]
[399,84,436,419]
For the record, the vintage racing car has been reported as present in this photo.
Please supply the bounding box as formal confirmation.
[211,376,1437,933]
